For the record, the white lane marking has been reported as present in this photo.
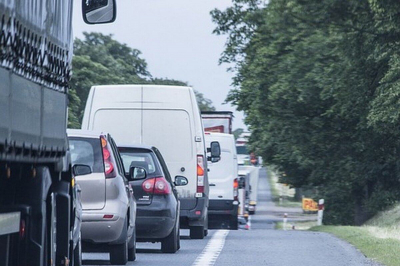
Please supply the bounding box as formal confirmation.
[192,230,229,266]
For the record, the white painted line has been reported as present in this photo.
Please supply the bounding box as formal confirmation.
[192,230,229,266]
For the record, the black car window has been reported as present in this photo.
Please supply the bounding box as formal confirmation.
[153,147,173,184]
[118,148,161,177]
[69,137,104,173]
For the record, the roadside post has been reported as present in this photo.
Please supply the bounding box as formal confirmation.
[283,213,288,230]
[317,199,325,226]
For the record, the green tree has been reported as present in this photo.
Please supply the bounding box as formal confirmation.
[212,0,400,225]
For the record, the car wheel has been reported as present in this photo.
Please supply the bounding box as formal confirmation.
[190,225,204,239]
[128,230,136,261]
[73,234,82,266]
[110,240,128,265]
[177,222,181,250]
[161,223,178,253]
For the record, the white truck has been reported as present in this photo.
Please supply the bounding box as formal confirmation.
[0,1,116,265]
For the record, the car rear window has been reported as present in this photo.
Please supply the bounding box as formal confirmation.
[69,137,104,173]
[118,148,161,176]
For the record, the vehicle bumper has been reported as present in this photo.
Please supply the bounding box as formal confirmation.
[136,206,176,240]
[179,197,208,227]
[81,214,125,244]
[208,199,238,216]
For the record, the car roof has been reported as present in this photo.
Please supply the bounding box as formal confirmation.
[67,129,106,138]
[117,143,154,151]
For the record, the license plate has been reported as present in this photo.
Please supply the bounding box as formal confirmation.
[0,212,21,236]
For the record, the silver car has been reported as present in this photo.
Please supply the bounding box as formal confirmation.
[68,129,136,265]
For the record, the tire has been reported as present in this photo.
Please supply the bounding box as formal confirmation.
[190,225,204,239]
[128,230,136,261]
[73,236,82,266]
[161,224,178,253]
[110,240,128,265]
[230,215,239,230]
[177,219,181,250]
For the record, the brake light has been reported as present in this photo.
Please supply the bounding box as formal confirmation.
[19,219,26,239]
[197,155,205,194]
[233,178,239,201]
[142,177,170,195]
[101,136,116,178]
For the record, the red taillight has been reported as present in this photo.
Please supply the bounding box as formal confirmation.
[142,178,155,193]
[19,219,26,239]
[197,155,205,194]
[142,177,170,195]
[103,214,114,219]
[233,178,239,201]
[101,136,116,178]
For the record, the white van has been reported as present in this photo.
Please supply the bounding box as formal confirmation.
[81,85,220,239]
[205,132,239,229]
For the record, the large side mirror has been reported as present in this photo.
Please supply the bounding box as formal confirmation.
[82,0,116,24]
[129,166,147,180]
[174,176,188,186]
[73,164,92,176]
[208,141,221,163]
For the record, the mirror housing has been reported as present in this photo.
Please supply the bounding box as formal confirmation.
[174,176,189,186]
[82,0,116,24]
[207,141,221,163]
[129,166,147,180]
[73,164,92,176]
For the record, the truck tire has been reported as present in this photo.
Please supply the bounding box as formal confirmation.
[190,225,204,239]
[161,223,178,253]
[73,235,82,266]
[110,240,128,265]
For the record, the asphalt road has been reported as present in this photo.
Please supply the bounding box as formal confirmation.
[83,168,379,266]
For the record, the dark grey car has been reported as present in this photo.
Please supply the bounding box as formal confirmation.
[118,145,187,253]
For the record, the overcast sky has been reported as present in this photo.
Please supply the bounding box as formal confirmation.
[73,0,247,130]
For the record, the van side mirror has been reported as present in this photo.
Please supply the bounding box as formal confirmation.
[73,164,92,176]
[174,176,188,186]
[129,166,147,180]
[207,141,221,163]
[82,0,117,24]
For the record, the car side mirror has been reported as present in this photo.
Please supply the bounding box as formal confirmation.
[129,166,147,180]
[174,176,188,186]
[207,141,221,163]
[73,164,92,176]
[82,0,117,24]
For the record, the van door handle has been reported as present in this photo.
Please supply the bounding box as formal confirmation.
[209,183,216,186]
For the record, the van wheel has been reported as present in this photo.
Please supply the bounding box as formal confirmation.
[128,230,136,261]
[110,240,128,265]
[190,225,204,239]
[161,223,178,253]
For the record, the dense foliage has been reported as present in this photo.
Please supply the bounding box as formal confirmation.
[68,32,215,128]
[212,0,400,225]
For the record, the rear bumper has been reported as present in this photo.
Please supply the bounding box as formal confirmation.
[208,199,238,216]
[179,197,208,227]
[136,203,176,240]
[81,216,125,244]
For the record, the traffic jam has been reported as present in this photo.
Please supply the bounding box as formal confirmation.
[0,1,261,262]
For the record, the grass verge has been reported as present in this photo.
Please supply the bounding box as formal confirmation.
[311,225,400,266]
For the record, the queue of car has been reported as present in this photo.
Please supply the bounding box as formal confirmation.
[67,85,239,265]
